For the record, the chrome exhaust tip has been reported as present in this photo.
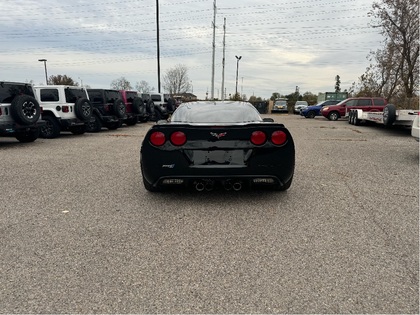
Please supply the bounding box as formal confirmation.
[205,181,215,191]
[232,181,242,191]
[223,180,232,191]
[195,181,205,192]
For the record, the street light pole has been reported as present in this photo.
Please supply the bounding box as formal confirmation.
[38,59,48,85]
[235,55,242,97]
[156,0,161,93]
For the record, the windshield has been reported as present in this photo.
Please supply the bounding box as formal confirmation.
[171,101,262,124]
[275,101,287,105]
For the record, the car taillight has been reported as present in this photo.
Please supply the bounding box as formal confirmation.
[250,131,266,145]
[150,131,166,146]
[170,131,186,146]
[62,106,69,113]
[271,130,287,145]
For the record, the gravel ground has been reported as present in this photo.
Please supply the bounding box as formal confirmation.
[0,114,418,314]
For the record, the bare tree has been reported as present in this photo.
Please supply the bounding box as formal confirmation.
[358,0,419,107]
[135,80,154,93]
[110,77,132,90]
[162,64,191,94]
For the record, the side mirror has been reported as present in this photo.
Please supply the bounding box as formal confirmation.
[263,118,274,122]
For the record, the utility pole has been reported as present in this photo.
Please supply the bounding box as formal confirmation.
[156,0,161,93]
[235,55,242,97]
[241,76,243,99]
[210,0,216,100]
[221,17,226,101]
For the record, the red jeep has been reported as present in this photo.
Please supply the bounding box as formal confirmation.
[119,90,148,124]
[320,97,388,121]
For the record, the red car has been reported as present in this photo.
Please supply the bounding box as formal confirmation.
[320,97,388,121]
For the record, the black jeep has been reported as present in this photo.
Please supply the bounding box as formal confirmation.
[0,81,45,142]
[86,89,126,132]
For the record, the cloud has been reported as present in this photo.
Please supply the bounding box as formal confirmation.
[0,0,383,98]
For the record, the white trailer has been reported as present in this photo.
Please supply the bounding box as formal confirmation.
[347,104,418,127]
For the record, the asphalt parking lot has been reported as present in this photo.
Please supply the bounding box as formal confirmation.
[1,114,418,313]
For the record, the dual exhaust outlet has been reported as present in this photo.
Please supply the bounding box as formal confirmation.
[194,179,243,192]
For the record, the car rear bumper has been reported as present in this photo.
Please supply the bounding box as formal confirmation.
[147,174,292,191]
[0,120,45,135]
[60,118,86,128]
[141,147,295,190]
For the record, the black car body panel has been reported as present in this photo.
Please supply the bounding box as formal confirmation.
[140,101,295,192]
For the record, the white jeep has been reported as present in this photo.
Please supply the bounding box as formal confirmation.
[33,85,93,138]
[142,93,169,121]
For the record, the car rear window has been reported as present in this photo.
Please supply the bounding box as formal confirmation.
[40,89,59,102]
[357,99,372,106]
[125,92,138,103]
[373,99,386,105]
[0,83,35,103]
[104,90,121,103]
[171,102,262,123]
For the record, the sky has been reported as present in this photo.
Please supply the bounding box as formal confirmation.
[0,0,385,100]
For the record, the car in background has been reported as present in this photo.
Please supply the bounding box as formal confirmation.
[271,99,288,113]
[141,93,169,122]
[300,100,340,118]
[293,101,308,114]
[86,88,126,132]
[320,97,388,121]
[140,101,295,192]
[411,112,419,141]
[33,85,93,138]
[119,90,148,124]
[0,81,45,142]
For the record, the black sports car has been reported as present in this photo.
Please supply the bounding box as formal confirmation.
[140,101,295,192]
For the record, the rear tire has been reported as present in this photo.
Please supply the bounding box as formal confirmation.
[348,111,353,124]
[354,111,361,126]
[106,122,119,130]
[132,97,145,115]
[70,125,86,135]
[150,109,162,122]
[40,115,61,138]
[125,116,138,126]
[74,98,93,121]
[15,128,39,143]
[383,104,397,127]
[113,99,126,118]
[87,114,102,132]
